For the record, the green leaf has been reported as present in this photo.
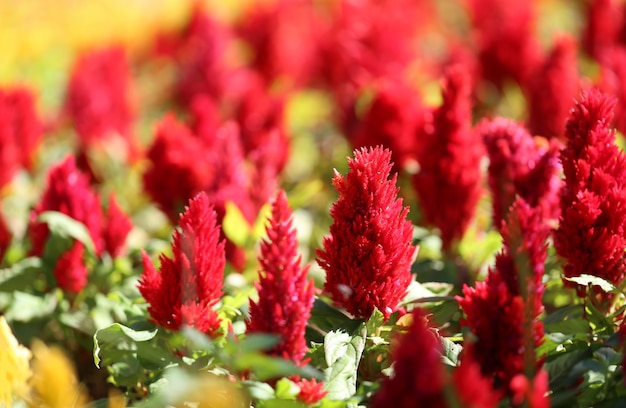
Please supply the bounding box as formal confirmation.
[365,308,385,336]
[93,322,160,369]
[563,274,616,293]
[275,378,300,399]
[308,299,362,342]
[546,349,589,385]
[544,318,590,335]
[441,337,462,367]
[243,380,275,400]
[222,201,252,247]
[38,211,95,253]
[239,334,281,354]
[323,330,366,400]
[0,257,42,292]
[4,291,57,321]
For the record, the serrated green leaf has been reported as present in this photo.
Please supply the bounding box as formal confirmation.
[38,211,95,253]
[563,274,616,293]
[323,330,365,400]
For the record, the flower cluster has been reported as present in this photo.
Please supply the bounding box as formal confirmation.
[28,156,132,293]
[317,147,416,320]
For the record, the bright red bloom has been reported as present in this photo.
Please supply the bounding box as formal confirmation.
[465,0,540,88]
[554,90,626,292]
[509,370,550,408]
[370,308,447,408]
[0,86,42,187]
[412,65,483,251]
[28,156,104,257]
[317,147,415,320]
[53,242,87,294]
[138,193,225,335]
[350,79,430,172]
[526,35,579,139]
[102,194,133,258]
[295,378,327,405]
[481,118,561,230]
[458,199,547,396]
[65,46,136,155]
[247,190,314,362]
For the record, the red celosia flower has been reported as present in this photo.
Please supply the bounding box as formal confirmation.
[509,370,550,408]
[526,35,579,139]
[138,193,225,335]
[295,377,327,406]
[28,156,104,258]
[458,199,547,396]
[581,0,625,60]
[480,117,561,229]
[412,65,483,251]
[102,194,133,258]
[350,79,430,171]
[554,90,626,292]
[317,147,416,320]
[465,0,541,89]
[236,0,324,87]
[370,308,447,408]
[0,86,42,188]
[53,242,87,294]
[65,46,136,156]
[247,190,314,362]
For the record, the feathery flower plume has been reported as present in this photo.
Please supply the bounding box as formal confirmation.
[138,193,225,335]
[458,199,548,397]
[0,87,42,188]
[599,46,626,135]
[480,117,561,229]
[317,147,416,320]
[247,190,314,362]
[526,35,579,139]
[102,194,133,258]
[412,65,483,251]
[554,90,626,293]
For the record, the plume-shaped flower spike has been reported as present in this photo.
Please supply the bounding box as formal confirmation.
[247,190,314,363]
[317,146,416,320]
[138,193,225,336]
[554,90,626,295]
